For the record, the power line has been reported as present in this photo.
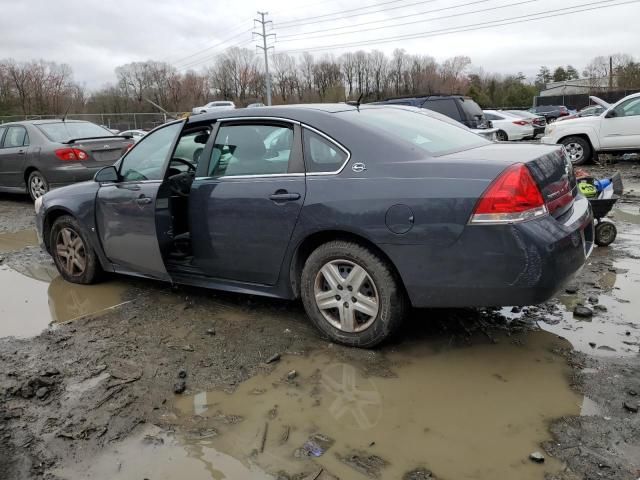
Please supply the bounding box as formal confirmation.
[175,38,254,71]
[276,0,438,29]
[279,0,639,54]
[279,0,540,42]
[278,0,490,39]
[171,28,253,68]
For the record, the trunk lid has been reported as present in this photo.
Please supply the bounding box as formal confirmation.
[69,137,132,167]
[439,143,577,219]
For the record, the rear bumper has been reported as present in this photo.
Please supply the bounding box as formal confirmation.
[383,196,594,308]
[45,164,106,188]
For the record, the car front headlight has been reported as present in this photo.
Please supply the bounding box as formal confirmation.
[34,195,44,214]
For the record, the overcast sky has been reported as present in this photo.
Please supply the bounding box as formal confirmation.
[0,0,638,89]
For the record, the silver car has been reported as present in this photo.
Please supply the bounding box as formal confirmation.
[0,120,132,200]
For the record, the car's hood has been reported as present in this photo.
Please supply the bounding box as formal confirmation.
[589,96,610,108]
[43,180,99,206]
[550,115,601,128]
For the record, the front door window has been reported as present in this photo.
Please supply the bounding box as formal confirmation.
[119,122,182,182]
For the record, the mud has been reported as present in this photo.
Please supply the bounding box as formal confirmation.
[0,163,639,480]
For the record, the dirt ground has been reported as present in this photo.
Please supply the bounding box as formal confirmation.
[0,163,639,480]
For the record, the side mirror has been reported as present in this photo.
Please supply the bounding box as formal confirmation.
[94,165,119,183]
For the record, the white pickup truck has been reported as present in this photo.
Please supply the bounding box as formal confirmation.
[541,93,640,164]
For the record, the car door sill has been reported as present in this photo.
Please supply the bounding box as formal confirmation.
[168,270,287,300]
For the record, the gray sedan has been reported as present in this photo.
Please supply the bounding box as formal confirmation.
[35,104,593,347]
[0,120,132,200]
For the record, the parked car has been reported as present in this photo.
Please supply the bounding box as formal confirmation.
[99,125,120,135]
[557,104,605,122]
[192,101,236,114]
[528,105,570,123]
[483,110,535,141]
[372,95,495,137]
[506,110,547,137]
[119,129,147,142]
[0,120,133,200]
[541,92,640,165]
[247,102,266,108]
[36,104,593,348]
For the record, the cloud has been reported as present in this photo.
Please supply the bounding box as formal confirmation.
[0,0,637,88]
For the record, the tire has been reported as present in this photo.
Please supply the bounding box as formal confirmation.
[561,136,592,165]
[496,130,509,142]
[50,215,102,284]
[300,240,407,348]
[595,221,617,247]
[27,170,49,201]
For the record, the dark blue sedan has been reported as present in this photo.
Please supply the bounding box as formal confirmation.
[35,104,593,347]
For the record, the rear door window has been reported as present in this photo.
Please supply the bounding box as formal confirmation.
[422,99,461,121]
[3,126,28,148]
[302,129,349,173]
[209,123,294,177]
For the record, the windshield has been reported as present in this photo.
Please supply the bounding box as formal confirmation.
[343,107,490,156]
[37,122,113,143]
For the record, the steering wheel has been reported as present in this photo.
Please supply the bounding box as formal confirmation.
[170,157,196,171]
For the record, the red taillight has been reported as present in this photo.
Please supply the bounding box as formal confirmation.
[470,163,547,224]
[55,148,89,161]
[512,120,529,126]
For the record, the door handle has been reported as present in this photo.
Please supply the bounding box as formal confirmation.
[17,150,25,155]
[136,195,152,205]
[269,192,301,202]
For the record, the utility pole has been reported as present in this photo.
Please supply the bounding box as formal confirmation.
[609,56,614,90]
[254,12,275,106]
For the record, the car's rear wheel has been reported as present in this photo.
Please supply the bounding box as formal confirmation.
[28,170,49,201]
[561,136,592,165]
[50,215,102,284]
[300,241,406,348]
[496,130,509,142]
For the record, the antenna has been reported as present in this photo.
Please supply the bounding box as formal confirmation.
[61,101,73,122]
[144,98,178,120]
[346,92,365,110]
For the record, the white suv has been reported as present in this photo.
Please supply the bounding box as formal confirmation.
[541,93,640,164]
[192,101,236,115]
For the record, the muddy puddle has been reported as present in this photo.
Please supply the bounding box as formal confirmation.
[0,264,129,338]
[161,330,582,480]
[53,425,273,480]
[0,229,38,253]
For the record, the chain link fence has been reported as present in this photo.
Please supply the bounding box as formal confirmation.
[0,113,187,131]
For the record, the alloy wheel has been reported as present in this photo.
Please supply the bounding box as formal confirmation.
[55,227,87,276]
[565,142,584,163]
[314,259,379,333]
[30,175,46,199]
[496,131,508,142]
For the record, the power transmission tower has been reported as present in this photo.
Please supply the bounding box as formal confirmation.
[254,12,275,106]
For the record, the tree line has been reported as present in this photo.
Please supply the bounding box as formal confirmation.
[2,50,640,117]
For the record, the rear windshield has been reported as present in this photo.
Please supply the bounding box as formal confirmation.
[458,98,484,117]
[37,122,113,143]
[342,107,490,156]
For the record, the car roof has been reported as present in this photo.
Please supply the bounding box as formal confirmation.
[0,119,91,126]
[187,103,362,124]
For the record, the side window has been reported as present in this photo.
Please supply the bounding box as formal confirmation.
[303,129,348,173]
[614,98,640,118]
[4,126,28,148]
[208,123,293,177]
[0,127,6,146]
[119,122,182,182]
[173,129,211,164]
[484,113,498,121]
[422,99,460,120]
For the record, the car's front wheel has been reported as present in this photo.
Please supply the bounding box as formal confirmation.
[496,130,509,142]
[561,136,592,165]
[300,241,406,348]
[28,170,49,201]
[50,215,102,284]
